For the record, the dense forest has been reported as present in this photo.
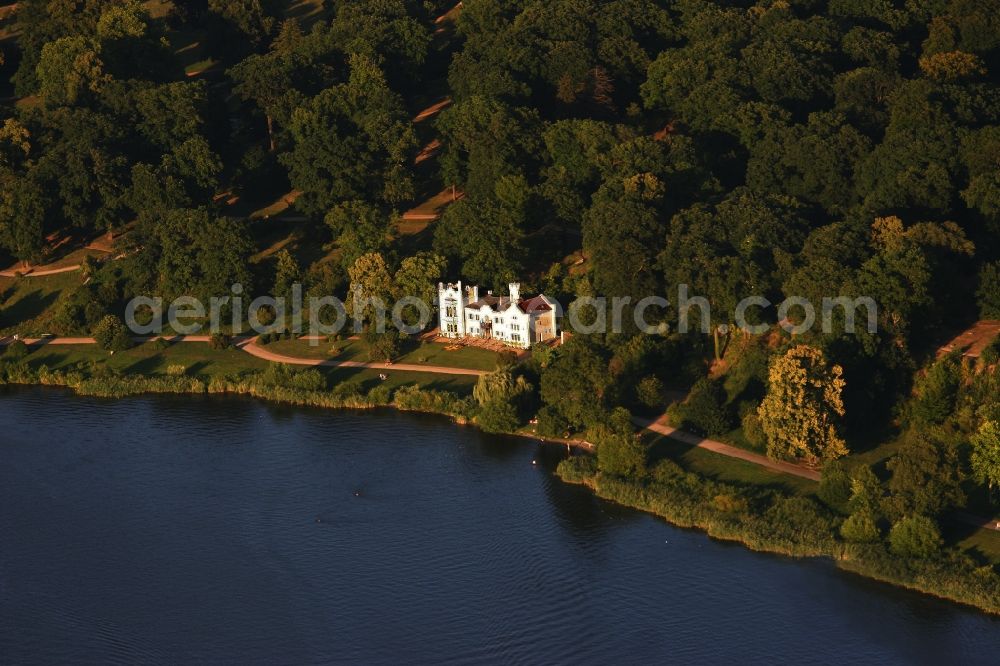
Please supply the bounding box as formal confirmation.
[2,0,1000,601]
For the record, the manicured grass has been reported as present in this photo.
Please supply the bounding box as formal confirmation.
[22,341,270,378]
[0,272,83,336]
[318,366,477,397]
[944,523,1000,566]
[262,337,501,371]
[264,337,371,362]
[15,341,479,396]
[395,340,499,370]
[645,431,818,496]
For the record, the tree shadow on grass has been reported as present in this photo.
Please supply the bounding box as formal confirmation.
[942,517,1000,571]
[122,353,165,375]
[186,361,210,376]
[0,289,59,328]
[645,431,810,496]
[26,351,69,370]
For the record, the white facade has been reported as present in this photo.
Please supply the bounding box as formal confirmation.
[437,281,558,349]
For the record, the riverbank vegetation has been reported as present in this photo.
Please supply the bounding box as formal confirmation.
[2,0,1000,614]
[556,418,1000,614]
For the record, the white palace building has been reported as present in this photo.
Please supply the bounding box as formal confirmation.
[437,281,559,349]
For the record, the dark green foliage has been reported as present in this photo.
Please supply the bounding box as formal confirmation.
[977,262,1000,318]
[140,208,252,303]
[911,358,961,424]
[209,334,232,350]
[3,340,29,360]
[635,375,665,410]
[535,404,571,438]
[496,349,518,369]
[392,385,474,419]
[433,179,530,290]
[840,509,880,543]
[596,433,646,478]
[257,363,325,391]
[677,378,734,437]
[364,329,402,363]
[885,433,966,519]
[281,54,416,213]
[556,454,598,484]
[93,314,132,352]
[818,460,853,514]
[539,336,611,430]
[888,516,943,559]
[477,399,519,434]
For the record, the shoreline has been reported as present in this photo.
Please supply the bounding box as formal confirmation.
[0,370,591,450]
[1,370,998,616]
[554,470,1000,617]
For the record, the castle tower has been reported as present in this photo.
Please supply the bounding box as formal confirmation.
[438,281,466,338]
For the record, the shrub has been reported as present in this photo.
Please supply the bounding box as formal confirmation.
[649,458,684,484]
[393,385,473,418]
[367,331,400,362]
[477,399,519,433]
[847,464,884,514]
[596,430,646,478]
[556,455,598,483]
[535,404,571,438]
[258,363,325,391]
[755,496,838,555]
[840,509,880,543]
[679,377,733,437]
[889,515,942,559]
[636,375,665,410]
[93,315,132,351]
[331,381,363,400]
[818,460,852,513]
[712,493,749,515]
[531,343,555,369]
[209,333,232,350]
[166,364,187,376]
[911,358,960,424]
[367,384,392,405]
[496,349,518,369]
[740,410,766,449]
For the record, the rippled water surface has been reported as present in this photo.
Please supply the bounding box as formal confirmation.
[1,387,999,664]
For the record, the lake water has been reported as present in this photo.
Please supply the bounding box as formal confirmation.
[1,387,999,664]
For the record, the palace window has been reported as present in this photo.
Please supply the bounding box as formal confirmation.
[446,305,457,318]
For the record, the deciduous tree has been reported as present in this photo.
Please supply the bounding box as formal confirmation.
[758,345,848,463]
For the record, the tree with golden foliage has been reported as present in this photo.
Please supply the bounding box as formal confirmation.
[918,51,987,82]
[758,345,847,464]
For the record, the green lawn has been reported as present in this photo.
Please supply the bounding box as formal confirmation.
[317,366,478,396]
[0,272,83,336]
[945,521,1000,566]
[645,431,819,496]
[22,341,269,378]
[262,337,501,371]
[15,341,479,396]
